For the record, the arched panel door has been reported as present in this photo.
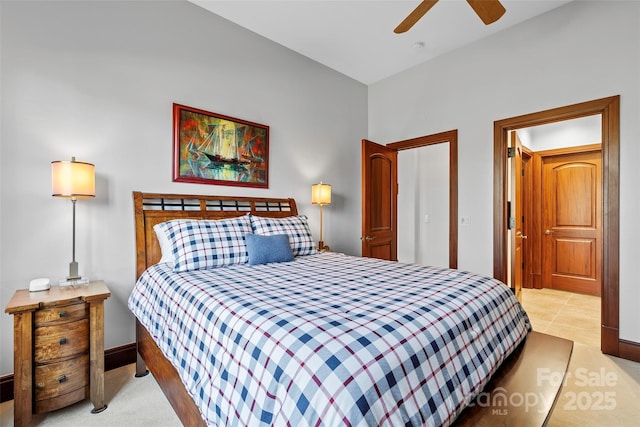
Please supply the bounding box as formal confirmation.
[543,150,601,296]
[361,139,397,260]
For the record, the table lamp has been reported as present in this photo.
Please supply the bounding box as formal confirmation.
[311,181,331,251]
[52,157,95,283]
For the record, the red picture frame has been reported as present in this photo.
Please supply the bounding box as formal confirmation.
[173,103,269,188]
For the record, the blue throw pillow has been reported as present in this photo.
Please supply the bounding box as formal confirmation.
[245,233,294,265]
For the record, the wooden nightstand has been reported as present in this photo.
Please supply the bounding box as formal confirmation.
[4,281,110,427]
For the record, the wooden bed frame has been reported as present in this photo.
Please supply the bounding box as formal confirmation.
[132,191,573,427]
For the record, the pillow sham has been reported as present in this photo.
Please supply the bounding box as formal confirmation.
[155,216,252,272]
[250,215,316,256]
[153,223,175,264]
[245,233,294,265]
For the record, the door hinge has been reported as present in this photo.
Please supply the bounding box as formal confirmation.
[508,147,516,158]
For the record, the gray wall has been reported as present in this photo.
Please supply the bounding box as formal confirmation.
[369,0,640,342]
[0,0,367,375]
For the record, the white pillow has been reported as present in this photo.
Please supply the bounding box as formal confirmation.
[153,223,175,264]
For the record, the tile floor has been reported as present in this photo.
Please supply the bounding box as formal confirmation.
[521,287,601,348]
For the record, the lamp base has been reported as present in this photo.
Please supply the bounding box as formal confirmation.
[68,261,80,280]
[318,240,330,252]
[60,277,90,287]
[62,261,88,286]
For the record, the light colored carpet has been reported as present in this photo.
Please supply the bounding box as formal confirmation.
[0,364,180,426]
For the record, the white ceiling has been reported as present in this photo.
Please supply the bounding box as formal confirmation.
[189,0,573,85]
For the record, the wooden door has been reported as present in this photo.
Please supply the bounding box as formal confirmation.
[510,131,525,301]
[522,148,536,289]
[361,139,397,260]
[542,150,601,296]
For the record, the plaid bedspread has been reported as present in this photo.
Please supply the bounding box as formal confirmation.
[128,253,530,427]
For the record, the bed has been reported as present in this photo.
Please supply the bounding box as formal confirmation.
[129,191,572,426]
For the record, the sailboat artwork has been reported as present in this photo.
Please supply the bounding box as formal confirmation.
[173,104,269,188]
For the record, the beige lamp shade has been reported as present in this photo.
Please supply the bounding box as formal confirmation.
[52,157,95,198]
[311,182,331,206]
[311,181,331,251]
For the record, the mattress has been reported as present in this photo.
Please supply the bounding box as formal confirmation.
[128,252,530,426]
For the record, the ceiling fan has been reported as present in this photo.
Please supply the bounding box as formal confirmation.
[394,0,506,34]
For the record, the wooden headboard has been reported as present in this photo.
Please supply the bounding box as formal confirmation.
[133,191,298,279]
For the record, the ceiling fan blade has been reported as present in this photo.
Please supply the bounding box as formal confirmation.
[466,0,506,25]
[394,0,439,34]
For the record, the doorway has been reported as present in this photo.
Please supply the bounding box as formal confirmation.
[388,131,458,269]
[511,118,602,297]
[361,130,458,269]
[397,143,450,268]
[493,95,620,355]
[510,122,602,348]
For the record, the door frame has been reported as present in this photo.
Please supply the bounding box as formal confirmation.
[493,95,619,355]
[387,129,458,269]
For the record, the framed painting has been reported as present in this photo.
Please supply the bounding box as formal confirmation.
[173,103,269,188]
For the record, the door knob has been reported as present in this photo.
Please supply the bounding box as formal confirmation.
[360,236,376,241]
[544,229,551,235]
[520,235,528,239]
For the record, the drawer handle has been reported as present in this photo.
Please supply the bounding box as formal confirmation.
[59,338,68,345]
[59,310,67,318]
[58,375,67,383]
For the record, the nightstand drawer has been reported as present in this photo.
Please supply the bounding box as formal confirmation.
[35,302,88,325]
[34,318,89,362]
[34,353,89,402]
[35,387,88,414]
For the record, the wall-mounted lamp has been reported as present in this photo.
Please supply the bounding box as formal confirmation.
[52,157,95,283]
[311,181,331,251]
